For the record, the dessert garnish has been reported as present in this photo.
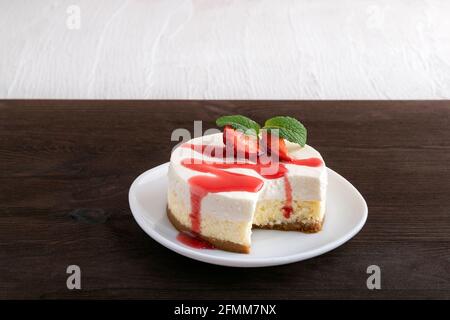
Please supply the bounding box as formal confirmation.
[216,115,307,161]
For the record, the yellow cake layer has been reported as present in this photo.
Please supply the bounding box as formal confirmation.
[168,189,324,247]
[253,200,324,227]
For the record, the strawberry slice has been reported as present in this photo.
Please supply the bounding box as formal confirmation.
[261,132,292,161]
[223,126,259,159]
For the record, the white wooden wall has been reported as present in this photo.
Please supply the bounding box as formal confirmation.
[1,0,449,99]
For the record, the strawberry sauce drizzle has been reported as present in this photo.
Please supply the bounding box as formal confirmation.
[177,143,322,247]
[176,232,215,249]
[182,160,264,234]
[282,175,293,218]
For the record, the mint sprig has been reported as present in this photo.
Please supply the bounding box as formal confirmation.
[216,115,260,135]
[263,116,307,147]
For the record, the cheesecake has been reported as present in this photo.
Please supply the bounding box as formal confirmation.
[167,116,327,253]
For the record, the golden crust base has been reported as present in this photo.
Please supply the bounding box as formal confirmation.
[253,219,323,233]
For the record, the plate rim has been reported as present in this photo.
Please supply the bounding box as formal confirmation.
[129,162,368,267]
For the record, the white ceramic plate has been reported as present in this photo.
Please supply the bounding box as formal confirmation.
[129,163,368,267]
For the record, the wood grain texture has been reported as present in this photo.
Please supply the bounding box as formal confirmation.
[1,1,450,99]
[0,100,449,299]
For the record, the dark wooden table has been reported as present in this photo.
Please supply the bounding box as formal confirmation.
[0,100,449,299]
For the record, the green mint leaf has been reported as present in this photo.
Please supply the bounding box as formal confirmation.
[216,115,260,135]
[263,116,307,146]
